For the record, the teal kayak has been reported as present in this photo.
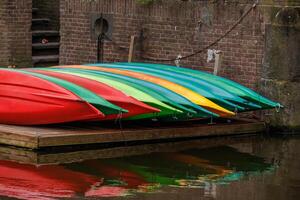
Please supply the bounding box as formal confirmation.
[88,63,246,112]
[102,63,263,111]
[114,62,282,109]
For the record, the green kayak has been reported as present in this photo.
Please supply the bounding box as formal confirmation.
[48,68,184,120]
[19,70,126,115]
[54,68,219,120]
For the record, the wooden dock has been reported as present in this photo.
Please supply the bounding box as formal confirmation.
[0,119,266,149]
[0,135,260,165]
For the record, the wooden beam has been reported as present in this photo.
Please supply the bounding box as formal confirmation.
[128,35,136,62]
[214,51,223,75]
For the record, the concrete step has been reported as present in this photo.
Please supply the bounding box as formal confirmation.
[32,8,39,18]
[32,30,60,43]
[32,42,60,50]
[32,48,59,56]
[31,18,51,31]
[32,18,50,24]
[32,55,59,64]
[32,30,59,37]
[32,8,39,14]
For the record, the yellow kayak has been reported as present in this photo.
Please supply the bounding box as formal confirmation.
[53,65,234,117]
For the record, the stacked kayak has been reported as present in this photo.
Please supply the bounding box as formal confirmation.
[0,62,282,125]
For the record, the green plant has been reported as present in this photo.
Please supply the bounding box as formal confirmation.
[135,0,156,5]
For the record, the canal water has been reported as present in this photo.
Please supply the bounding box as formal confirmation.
[0,135,299,200]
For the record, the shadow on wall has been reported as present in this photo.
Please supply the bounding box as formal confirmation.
[261,7,300,131]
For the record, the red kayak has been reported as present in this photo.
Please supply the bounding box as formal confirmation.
[0,69,104,125]
[28,69,160,120]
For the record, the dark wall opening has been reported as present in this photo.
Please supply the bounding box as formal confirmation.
[32,0,60,30]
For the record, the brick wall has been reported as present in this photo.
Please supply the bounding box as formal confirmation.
[0,0,32,67]
[59,0,267,89]
[0,4,10,66]
[33,0,60,29]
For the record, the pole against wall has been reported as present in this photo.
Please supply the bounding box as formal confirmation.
[128,36,136,63]
[213,51,222,75]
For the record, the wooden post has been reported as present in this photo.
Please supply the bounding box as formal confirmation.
[128,35,136,62]
[213,51,222,75]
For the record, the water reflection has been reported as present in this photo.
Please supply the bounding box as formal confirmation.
[0,136,299,200]
[0,160,100,199]
[66,146,274,198]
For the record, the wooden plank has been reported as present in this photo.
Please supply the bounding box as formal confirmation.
[128,35,135,62]
[0,146,37,164]
[213,51,222,75]
[38,122,265,148]
[30,136,261,164]
[0,121,266,149]
[0,131,38,149]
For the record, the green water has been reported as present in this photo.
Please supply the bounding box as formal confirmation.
[0,135,299,200]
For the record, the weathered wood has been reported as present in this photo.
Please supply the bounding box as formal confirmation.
[0,129,38,149]
[0,120,265,149]
[128,35,136,62]
[0,135,259,165]
[214,51,222,75]
[0,146,38,164]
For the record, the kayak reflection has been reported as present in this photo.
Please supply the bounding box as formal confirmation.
[0,146,275,199]
[0,160,100,200]
[67,146,275,196]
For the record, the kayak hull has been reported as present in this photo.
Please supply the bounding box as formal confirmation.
[92,63,246,112]
[0,69,104,125]
[28,69,160,120]
[47,68,185,120]
[53,65,232,117]
[115,62,281,109]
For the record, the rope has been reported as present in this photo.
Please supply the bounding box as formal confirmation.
[115,110,123,129]
[115,110,129,147]
[275,103,282,113]
[141,0,259,63]
[187,112,194,118]
[234,107,238,115]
